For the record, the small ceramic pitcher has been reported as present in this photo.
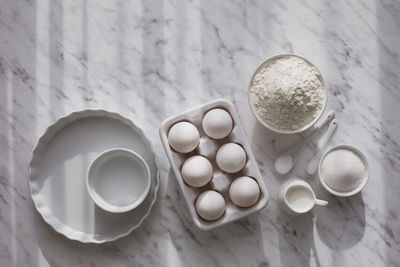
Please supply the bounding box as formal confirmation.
[278,179,328,215]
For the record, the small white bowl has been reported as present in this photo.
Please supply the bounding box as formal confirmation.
[248,54,328,135]
[86,148,151,213]
[318,144,369,197]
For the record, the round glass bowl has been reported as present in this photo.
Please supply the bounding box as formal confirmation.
[86,148,151,213]
[248,54,328,134]
[318,144,369,197]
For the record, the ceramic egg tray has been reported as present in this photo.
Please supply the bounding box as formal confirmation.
[160,99,270,230]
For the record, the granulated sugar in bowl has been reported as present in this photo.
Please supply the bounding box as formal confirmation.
[248,54,327,134]
[318,144,369,197]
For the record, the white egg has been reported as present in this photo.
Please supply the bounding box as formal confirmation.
[196,190,225,221]
[168,121,199,153]
[216,143,247,173]
[181,156,213,187]
[202,108,233,139]
[229,176,260,207]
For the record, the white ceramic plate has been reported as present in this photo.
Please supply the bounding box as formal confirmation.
[28,110,159,243]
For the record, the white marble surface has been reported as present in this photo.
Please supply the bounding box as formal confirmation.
[0,0,399,266]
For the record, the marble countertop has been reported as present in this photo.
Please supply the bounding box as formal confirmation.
[1,0,399,266]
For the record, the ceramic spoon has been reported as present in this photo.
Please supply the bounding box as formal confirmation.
[306,119,338,175]
[315,199,329,206]
[274,111,335,175]
[309,110,335,132]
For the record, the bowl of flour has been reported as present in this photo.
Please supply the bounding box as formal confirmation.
[248,54,327,134]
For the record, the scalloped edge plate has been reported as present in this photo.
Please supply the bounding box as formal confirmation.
[28,109,160,243]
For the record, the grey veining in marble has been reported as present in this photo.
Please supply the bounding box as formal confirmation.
[1,0,399,266]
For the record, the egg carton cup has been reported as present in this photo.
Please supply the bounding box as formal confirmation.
[160,99,270,230]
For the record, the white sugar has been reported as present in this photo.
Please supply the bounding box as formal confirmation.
[321,148,367,192]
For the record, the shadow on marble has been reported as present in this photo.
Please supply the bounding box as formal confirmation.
[164,169,269,267]
[276,210,322,267]
[250,119,294,185]
[138,0,168,117]
[34,210,100,267]
[252,110,335,157]
[315,193,366,250]
[0,0,41,266]
[378,2,400,266]
[250,119,312,175]
[250,107,319,266]
[33,180,165,267]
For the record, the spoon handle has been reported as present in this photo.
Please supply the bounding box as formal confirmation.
[285,112,335,155]
[306,119,338,175]
[315,199,328,206]
[274,111,336,175]
[315,111,335,131]
[274,111,335,153]
[300,110,335,145]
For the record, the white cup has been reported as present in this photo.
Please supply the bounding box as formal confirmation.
[278,179,328,215]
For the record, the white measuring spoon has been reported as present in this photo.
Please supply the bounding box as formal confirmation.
[312,110,335,130]
[306,119,338,175]
[274,111,335,175]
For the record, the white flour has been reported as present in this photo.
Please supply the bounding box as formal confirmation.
[249,56,326,131]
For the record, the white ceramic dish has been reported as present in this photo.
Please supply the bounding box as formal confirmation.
[248,54,328,134]
[86,148,152,213]
[160,99,270,230]
[28,110,159,243]
[318,144,369,197]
